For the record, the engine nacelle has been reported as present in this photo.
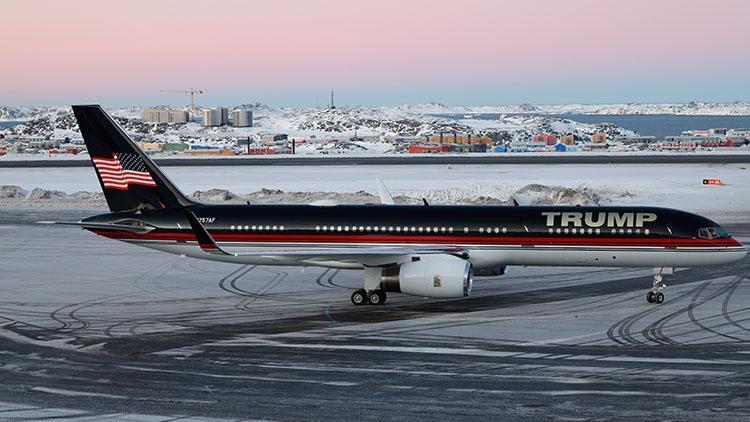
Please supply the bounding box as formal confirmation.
[380,255,473,298]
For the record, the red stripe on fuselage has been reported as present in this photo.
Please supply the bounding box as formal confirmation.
[89,230,743,248]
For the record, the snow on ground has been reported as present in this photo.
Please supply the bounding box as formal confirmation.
[3,102,739,156]
[401,102,750,116]
[1,163,748,221]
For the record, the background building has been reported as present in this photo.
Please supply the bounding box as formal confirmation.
[533,133,558,146]
[591,132,607,143]
[260,134,288,145]
[202,107,229,127]
[136,141,164,153]
[427,132,492,146]
[141,107,189,124]
[231,109,253,127]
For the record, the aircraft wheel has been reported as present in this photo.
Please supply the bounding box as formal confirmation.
[646,291,655,303]
[654,292,665,304]
[351,289,367,306]
[367,289,387,306]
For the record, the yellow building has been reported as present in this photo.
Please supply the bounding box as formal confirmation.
[560,134,575,145]
[591,132,607,143]
[184,149,236,156]
[428,132,492,146]
[137,141,164,153]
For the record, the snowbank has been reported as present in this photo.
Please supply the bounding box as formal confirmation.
[0,185,105,207]
[0,184,622,209]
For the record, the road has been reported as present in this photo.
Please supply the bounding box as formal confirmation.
[2,153,750,168]
[0,208,749,420]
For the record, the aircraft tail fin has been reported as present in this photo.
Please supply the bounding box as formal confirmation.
[72,105,195,212]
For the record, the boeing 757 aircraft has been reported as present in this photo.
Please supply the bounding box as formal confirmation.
[56,105,747,306]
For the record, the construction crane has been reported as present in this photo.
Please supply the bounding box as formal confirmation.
[159,88,204,121]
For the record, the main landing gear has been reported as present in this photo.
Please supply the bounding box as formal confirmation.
[352,267,388,306]
[351,289,387,306]
[646,272,666,304]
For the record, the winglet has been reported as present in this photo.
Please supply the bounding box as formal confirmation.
[376,178,395,205]
[185,211,228,255]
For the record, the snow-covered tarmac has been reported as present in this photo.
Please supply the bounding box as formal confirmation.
[1,206,750,420]
[1,162,750,420]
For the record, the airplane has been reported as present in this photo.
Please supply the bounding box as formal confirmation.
[54,105,747,306]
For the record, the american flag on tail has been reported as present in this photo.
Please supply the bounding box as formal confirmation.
[92,153,157,190]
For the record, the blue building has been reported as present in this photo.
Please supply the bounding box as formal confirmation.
[554,143,577,152]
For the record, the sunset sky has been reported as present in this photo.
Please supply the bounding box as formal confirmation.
[1,0,748,106]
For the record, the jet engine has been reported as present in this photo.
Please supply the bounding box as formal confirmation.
[379,255,473,298]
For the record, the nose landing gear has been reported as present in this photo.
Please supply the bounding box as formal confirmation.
[646,272,667,304]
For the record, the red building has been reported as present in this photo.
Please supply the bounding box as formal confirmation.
[533,133,558,146]
[247,147,275,155]
[408,144,450,153]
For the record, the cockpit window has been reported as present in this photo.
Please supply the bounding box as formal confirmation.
[698,227,729,239]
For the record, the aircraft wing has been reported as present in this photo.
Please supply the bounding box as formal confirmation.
[185,211,466,263]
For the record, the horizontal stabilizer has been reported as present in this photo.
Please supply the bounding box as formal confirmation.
[38,221,155,233]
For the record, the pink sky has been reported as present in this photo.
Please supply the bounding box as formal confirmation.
[1,0,748,106]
